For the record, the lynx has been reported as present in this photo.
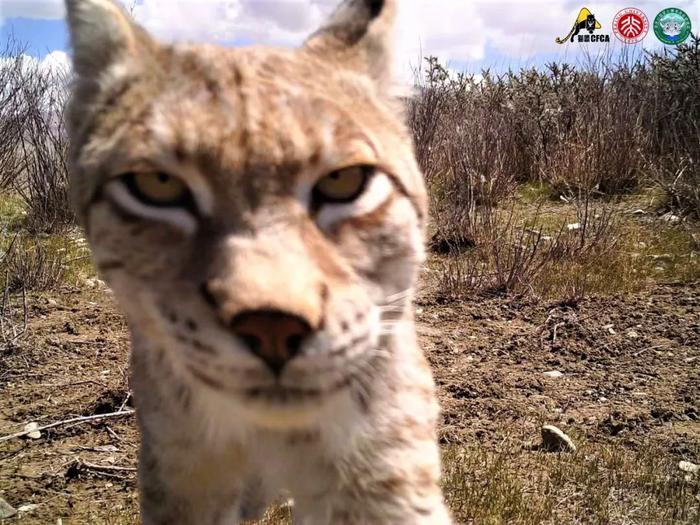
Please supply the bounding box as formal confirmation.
[65,0,450,523]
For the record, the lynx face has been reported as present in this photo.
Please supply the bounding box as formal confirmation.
[67,0,426,428]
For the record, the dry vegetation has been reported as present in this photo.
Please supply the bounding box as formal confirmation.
[0,37,699,524]
[410,42,699,304]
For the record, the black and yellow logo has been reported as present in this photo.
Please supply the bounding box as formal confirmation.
[556,8,610,43]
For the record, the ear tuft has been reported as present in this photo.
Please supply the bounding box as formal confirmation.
[368,0,385,19]
[304,0,396,86]
[64,0,149,78]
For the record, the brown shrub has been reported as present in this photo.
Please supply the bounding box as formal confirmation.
[0,43,73,233]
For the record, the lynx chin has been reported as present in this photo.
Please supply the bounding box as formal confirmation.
[64,0,450,522]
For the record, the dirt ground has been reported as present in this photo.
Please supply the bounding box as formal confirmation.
[0,280,698,523]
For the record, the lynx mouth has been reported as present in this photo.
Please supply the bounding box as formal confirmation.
[243,375,353,404]
[244,385,323,403]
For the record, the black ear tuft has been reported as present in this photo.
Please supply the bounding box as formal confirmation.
[304,0,395,87]
[368,0,384,19]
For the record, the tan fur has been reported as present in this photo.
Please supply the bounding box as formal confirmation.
[65,0,450,523]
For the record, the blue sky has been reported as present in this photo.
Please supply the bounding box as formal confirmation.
[1,17,68,56]
[1,1,698,80]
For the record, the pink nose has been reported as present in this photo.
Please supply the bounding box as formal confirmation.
[230,310,312,375]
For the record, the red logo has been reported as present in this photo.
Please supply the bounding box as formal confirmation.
[613,8,649,43]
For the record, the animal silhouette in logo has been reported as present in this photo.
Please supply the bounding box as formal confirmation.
[654,8,691,44]
[660,14,685,37]
[556,7,602,43]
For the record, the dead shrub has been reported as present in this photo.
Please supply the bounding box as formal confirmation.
[410,60,519,252]
[644,38,700,218]
[432,199,620,302]
[414,43,699,302]
[1,235,67,292]
[653,154,700,219]
[0,42,73,233]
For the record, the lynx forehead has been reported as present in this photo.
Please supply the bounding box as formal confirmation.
[65,0,451,522]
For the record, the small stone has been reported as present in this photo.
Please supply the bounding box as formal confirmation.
[0,497,17,519]
[679,461,699,474]
[663,213,680,223]
[541,424,576,452]
[23,422,41,439]
[626,330,639,338]
[17,504,39,513]
[543,370,564,378]
[94,445,118,453]
[567,223,581,231]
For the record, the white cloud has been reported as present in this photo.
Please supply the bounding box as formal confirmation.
[0,49,69,74]
[130,0,331,46]
[3,0,699,83]
[126,0,700,81]
[38,49,70,72]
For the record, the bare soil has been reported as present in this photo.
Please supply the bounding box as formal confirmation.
[0,282,698,523]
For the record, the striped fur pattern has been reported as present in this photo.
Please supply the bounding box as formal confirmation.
[64,0,451,523]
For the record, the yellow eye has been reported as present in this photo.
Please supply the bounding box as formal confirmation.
[123,172,191,207]
[313,166,372,204]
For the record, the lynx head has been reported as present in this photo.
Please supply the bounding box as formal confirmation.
[65,0,426,428]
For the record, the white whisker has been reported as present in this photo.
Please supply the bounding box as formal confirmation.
[381,288,413,306]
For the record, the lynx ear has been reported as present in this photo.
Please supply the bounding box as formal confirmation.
[64,0,152,78]
[304,0,396,86]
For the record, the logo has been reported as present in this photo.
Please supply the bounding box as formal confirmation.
[556,7,610,44]
[654,8,692,44]
[613,8,649,43]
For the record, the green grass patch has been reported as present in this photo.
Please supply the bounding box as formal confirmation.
[518,181,558,204]
[0,193,28,233]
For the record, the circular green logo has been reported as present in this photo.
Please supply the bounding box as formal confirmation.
[653,8,692,44]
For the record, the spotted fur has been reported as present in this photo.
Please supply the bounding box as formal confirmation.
[65,0,451,523]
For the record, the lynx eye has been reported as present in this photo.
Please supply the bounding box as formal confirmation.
[122,172,191,207]
[313,166,373,204]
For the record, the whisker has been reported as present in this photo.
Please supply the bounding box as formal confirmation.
[381,289,412,305]
[379,320,407,328]
[378,306,406,312]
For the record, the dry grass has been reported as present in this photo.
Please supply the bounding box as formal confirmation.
[0,193,93,293]
[233,441,700,525]
[428,199,699,304]
[54,445,700,525]
[443,441,700,525]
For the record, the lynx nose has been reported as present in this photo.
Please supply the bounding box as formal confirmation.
[230,310,313,375]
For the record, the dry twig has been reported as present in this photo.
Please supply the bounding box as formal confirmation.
[0,409,135,442]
